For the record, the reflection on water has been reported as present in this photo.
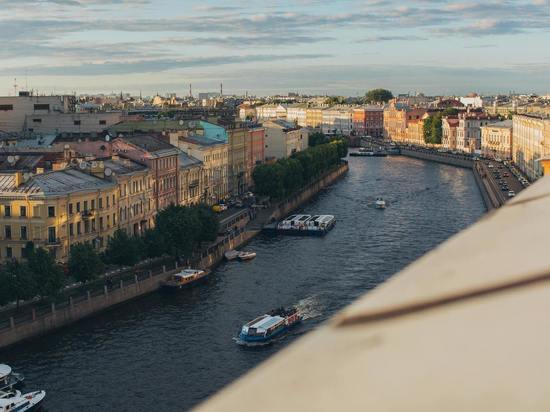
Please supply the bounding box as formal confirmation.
[1,156,485,411]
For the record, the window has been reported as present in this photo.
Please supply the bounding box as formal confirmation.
[91,219,96,232]
[91,199,95,210]
[112,194,115,205]
[99,217,103,230]
[76,202,81,212]
[32,118,42,123]
[47,227,56,243]
[6,247,12,258]
[74,120,81,126]
[33,205,40,217]
[4,205,11,217]
[0,104,13,111]
[84,220,90,234]
[84,200,88,211]
[99,120,106,125]
[20,206,26,217]
[77,222,81,235]
[34,104,49,111]
[48,206,55,217]
[20,226,27,240]
[106,196,110,208]
[99,198,103,209]
[5,225,11,239]
[69,203,73,215]
[69,223,74,236]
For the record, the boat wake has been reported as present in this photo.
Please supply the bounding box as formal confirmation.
[295,296,323,320]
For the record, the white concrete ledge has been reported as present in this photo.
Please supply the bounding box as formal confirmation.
[196,176,550,412]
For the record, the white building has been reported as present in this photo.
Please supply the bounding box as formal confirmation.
[255,104,287,120]
[321,107,353,136]
[286,104,308,127]
[456,113,499,153]
[263,120,308,159]
[0,93,75,132]
[460,95,484,108]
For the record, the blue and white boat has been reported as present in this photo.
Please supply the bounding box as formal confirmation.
[237,307,302,345]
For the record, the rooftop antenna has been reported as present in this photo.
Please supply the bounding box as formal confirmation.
[13,78,18,96]
[220,82,223,96]
[189,83,192,98]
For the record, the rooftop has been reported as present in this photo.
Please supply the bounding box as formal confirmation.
[180,135,227,147]
[122,135,178,154]
[178,151,202,169]
[0,168,115,197]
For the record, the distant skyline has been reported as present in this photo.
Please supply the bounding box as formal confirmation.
[0,0,549,96]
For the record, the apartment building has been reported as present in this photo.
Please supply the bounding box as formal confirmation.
[263,120,307,159]
[442,117,460,150]
[481,120,513,159]
[113,135,180,211]
[227,126,248,196]
[456,112,499,153]
[321,107,353,136]
[246,127,266,183]
[0,168,118,263]
[305,108,323,128]
[512,114,550,180]
[286,104,308,127]
[178,152,206,206]
[353,107,384,138]
[255,104,287,120]
[25,112,122,135]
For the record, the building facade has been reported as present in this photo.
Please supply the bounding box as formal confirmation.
[456,113,499,153]
[25,112,122,135]
[442,117,459,150]
[286,104,308,127]
[512,115,550,181]
[321,107,353,136]
[263,120,307,159]
[0,168,118,263]
[481,120,513,159]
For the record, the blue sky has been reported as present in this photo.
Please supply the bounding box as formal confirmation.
[0,0,549,96]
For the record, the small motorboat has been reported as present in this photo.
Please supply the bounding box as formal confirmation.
[238,251,257,261]
[161,268,209,290]
[0,365,24,392]
[375,197,386,209]
[0,390,45,411]
[237,307,302,345]
[224,250,239,261]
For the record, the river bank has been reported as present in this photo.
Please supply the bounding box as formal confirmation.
[0,162,349,350]
[399,148,504,211]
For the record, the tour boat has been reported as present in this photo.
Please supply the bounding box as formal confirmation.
[237,307,302,345]
[161,268,209,290]
[0,365,24,392]
[224,250,239,261]
[272,214,336,236]
[238,251,256,261]
[375,197,386,209]
[0,390,45,411]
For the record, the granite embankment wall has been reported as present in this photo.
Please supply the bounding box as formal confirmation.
[399,149,500,211]
[0,162,349,350]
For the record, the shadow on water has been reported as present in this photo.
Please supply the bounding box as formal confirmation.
[1,156,485,412]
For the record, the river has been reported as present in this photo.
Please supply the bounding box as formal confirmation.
[0,156,485,411]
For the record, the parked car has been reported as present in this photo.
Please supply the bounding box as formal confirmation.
[508,191,516,198]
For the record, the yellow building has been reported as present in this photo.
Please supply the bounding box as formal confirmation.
[0,168,118,263]
[306,108,323,128]
[512,114,550,180]
[104,157,156,236]
[178,152,206,206]
[227,127,248,195]
[481,120,513,160]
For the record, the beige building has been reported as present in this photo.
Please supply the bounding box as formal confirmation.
[263,120,307,159]
[305,108,323,128]
[255,104,287,120]
[227,127,248,196]
[321,107,354,136]
[178,152,206,206]
[175,135,229,203]
[104,157,155,236]
[442,117,459,150]
[0,94,76,132]
[481,120,513,160]
[25,112,122,135]
[0,168,118,263]
[286,104,308,127]
[512,114,550,180]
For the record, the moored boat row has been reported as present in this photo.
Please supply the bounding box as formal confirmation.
[0,364,45,411]
[224,250,257,261]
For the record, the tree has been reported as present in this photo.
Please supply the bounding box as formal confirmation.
[27,247,64,298]
[155,205,201,259]
[69,243,104,283]
[0,260,36,308]
[308,132,327,147]
[442,107,459,117]
[424,113,443,144]
[104,229,143,266]
[195,204,220,244]
[365,89,393,104]
[143,229,166,258]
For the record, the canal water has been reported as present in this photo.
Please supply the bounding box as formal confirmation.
[0,156,485,411]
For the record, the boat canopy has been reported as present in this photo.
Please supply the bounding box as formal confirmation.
[174,269,202,279]
[249,315,285,332]
[0,365,11,380]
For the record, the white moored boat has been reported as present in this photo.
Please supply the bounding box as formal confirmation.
[0,390,45,411]
[375,197,386,209]
[224,250,240,261]
[238,251,256,261]
[0,365,23,392]
[273,214,336,236]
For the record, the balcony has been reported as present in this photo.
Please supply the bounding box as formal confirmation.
[46,237,61,246]
[81,209,95,219]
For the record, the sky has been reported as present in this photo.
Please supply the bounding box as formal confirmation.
[0,0,549,97]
